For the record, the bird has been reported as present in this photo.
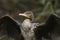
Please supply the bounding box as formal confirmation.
[0,11,60,40]
[19,11,60,40]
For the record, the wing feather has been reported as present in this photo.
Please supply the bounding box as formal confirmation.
[34,14,60,40]
[0,16,24,40]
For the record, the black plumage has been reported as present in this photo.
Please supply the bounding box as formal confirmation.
[0,16,24,40]
[34,14,60,40]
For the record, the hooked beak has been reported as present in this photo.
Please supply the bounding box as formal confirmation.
[19,13,30,18]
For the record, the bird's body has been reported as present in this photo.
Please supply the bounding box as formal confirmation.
[20,19,36,40]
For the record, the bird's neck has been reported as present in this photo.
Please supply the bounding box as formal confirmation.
[23,19,31,23]
[24,18,33,22]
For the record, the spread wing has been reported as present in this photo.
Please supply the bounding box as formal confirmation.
[34,14,60,40]
[0,16,24,40]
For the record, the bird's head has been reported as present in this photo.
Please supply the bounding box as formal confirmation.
[19,11,34,21]
[19,11,32,18]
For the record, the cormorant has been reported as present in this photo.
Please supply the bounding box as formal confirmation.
[0,11,60,40]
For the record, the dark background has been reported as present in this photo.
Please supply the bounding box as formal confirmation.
[0,0,60,23]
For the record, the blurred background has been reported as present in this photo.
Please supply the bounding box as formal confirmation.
[0,0,60,23]
[0,0,60,40]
